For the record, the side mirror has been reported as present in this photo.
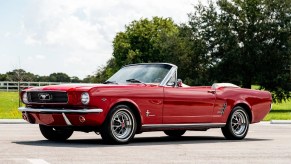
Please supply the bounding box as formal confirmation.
[167,82,175,86]
[177,79,182,87]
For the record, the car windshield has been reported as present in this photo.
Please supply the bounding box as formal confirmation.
[106,64,172,84]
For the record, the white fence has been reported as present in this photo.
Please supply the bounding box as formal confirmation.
[0,81,63,92]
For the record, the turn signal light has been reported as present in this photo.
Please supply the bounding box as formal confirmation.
[79,116,86,123]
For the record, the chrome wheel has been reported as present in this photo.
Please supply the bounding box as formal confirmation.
[100,104,137,144]
[231,110,248,136]
[111,110,135,141]
[221,106,249,140]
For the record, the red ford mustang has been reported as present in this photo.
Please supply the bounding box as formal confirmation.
[19,63,272,144]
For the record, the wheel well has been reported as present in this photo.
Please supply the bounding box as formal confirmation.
[234,103,252,123]
[111,101,142,133]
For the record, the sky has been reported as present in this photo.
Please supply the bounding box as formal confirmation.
[0,0,199,79]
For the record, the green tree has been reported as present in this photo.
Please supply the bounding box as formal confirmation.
[82,75,96,83]
[158,24,210,85]
[94,58,117,83]
[48,73,70,82]
[6,69,37,82]
[70,76,81,83]
[113,17,179,68]
[187,0,291,102]
[36,75,50,82]
[0,74,7,81]
[92,17,181,83]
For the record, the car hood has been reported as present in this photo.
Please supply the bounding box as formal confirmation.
[24,83,150,92]
[25,83,110,92]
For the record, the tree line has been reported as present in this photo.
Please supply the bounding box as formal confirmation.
[0,69,82,83]
[86,0,291,102]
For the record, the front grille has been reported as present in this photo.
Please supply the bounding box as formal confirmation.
[27,91,68,104]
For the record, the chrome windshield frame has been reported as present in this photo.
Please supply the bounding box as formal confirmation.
[159,65,177,86]
[110,63,178,86]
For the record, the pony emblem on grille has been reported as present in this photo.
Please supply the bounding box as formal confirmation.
[38,93,52,101]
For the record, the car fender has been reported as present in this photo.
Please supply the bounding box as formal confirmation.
[108,98,143,124]
[232,100,254,123]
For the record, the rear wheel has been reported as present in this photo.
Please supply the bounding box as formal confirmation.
[164,130,186,137]
[221,106,249,140]
[100,105,137,144]
[39,125,73,141]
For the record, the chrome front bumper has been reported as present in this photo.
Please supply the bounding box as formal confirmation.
[18,107,103,126]
[18,107,103,113]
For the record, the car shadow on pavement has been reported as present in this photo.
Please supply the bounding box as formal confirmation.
[13,136,272,148]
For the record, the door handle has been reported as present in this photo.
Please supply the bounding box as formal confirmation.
[207,90,216,94]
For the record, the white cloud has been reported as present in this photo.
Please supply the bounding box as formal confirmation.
[35,55,45,60]
[4,0,198,78]
[25,33,42,46]
[4,32,11,38]
[26,0,195,51]
[45,16,104,50]
[66,55,85,65]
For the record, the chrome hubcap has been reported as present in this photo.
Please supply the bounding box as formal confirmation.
[231,110,248,136]
[111,109,134,141]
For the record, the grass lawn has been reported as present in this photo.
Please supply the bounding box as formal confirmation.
[0,92,23,119]
[0,91,290,120]
[263,100,291,121]
[251,85,291,121]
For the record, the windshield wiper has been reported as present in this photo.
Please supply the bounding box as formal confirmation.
[103,81,118,84]
[126,79,146,85]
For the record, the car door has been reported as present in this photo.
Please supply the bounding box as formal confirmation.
[163,84,216,124]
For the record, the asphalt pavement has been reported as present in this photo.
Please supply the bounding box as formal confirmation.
[0,122,291,164]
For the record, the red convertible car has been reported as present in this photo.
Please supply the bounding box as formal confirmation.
[19,63,272,144]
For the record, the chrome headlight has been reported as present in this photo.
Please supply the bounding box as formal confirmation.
[81,92,90,105]
[22,92,29,104]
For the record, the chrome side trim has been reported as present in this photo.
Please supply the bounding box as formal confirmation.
[18,107,103,113]
[141,123,226,131]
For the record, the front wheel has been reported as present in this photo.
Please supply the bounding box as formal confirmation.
[164,130,186,137]
[100,105,137,144]
[39,125,73,141]
[221,106,249,140]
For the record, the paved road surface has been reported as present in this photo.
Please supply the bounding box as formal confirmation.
[0,123,290,164]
